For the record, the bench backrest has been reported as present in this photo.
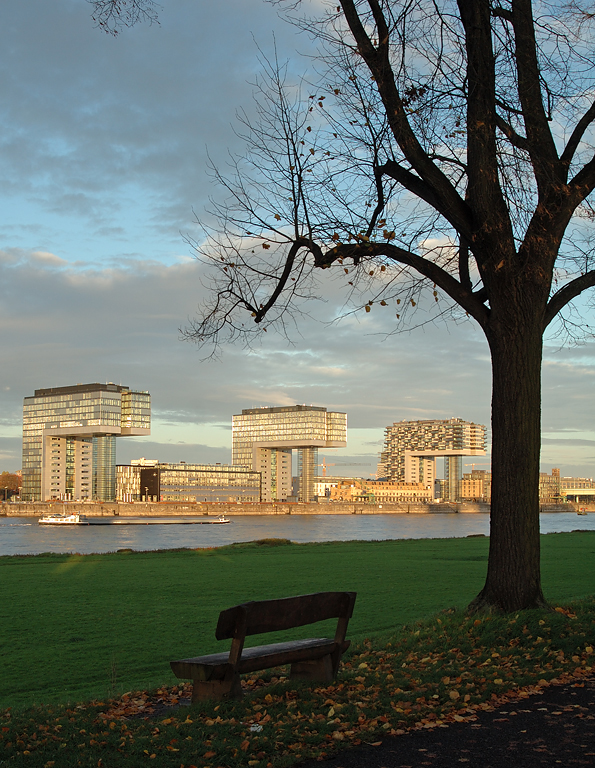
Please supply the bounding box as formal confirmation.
[215,591,356,640]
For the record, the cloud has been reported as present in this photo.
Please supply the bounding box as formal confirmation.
[31,250,68,267]
[0,0,317,264]
[1,1,594,480]
[2,239,595,477]
[541,438,595,446]
[0,438,22,468]
[0,249,494,469]
[115,440,231,467]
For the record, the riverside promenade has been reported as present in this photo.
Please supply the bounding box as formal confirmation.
[0,500,581,518]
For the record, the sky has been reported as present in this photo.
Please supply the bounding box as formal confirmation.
[1,0,594,480]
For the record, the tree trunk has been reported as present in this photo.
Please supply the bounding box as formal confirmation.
[470,307,547,612]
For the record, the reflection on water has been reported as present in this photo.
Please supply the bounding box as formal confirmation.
[1,512,593,557]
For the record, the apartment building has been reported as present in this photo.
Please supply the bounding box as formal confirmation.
[378,418,487,501]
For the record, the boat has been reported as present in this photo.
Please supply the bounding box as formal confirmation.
[197,515,231,524]
[577,510,588,516]
[210,515,231,524]
[38,513,89,525]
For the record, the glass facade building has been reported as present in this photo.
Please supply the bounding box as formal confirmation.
[22,383,150,502]
[232,405,347,502]
[378,418,486,501]
[116,462,261,503]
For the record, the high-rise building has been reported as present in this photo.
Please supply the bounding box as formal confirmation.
[378,418,486,501]
[22,383,150,502]
[232,405,347,502]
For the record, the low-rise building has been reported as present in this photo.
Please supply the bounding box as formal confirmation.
[459,470,492,502]
[313,476,356,499]
[329,479,432,503]
[537,467,595,504]
[539,467,562,504]
[560,475,595,503]
[116,461,261,503]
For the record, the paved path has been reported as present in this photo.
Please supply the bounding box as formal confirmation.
[296,677,595,767]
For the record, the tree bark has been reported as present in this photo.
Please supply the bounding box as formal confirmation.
[471,302,547,611]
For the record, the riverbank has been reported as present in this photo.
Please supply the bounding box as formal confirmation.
[1,597,594,768]
[0,500,582,517]
[6,510,593,558]
[1,532,593,710]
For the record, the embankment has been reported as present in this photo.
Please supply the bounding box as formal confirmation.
[2,500,489,517]
[1,500,582,517]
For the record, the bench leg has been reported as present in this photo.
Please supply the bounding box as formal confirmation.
[290,654,334,683]
[191,674,242,703]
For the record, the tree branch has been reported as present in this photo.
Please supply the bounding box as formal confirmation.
[339,0,473,239]
[457,0,515,249]
[568,154,595,202]
[495,115,529,151]
[87,0,159,35]
[492,6,513,22]
[511,0,562,190]
[458,238,473,294]
[253,238,308,322]
[561,99,595,171]
[365,162,387,239]
[545,270,595,328]
[380,160,453,220]
[314,240,490,327]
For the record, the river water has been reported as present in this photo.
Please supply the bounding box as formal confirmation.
[1,512,593,557]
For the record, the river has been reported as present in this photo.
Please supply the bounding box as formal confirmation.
[0,512,593,557]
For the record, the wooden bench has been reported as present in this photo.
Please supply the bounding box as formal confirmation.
[170,591,357,702]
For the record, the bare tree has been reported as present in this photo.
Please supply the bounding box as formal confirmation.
[182,0,595,612]
[88,0,595,610]
[87,0,159,35]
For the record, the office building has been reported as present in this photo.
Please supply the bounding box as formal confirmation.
[560,474,595,503]
[116,461,261,503]
[232,405,347,502]
[22,383,150,502]
[378,418,486,501]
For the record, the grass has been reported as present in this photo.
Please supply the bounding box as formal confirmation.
[0,531,593,711]
[0,597,593,767]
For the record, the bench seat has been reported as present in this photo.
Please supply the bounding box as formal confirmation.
[170,592,356,701]
[171,637,346,680]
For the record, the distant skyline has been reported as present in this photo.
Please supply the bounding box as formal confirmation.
[1,1,594,479]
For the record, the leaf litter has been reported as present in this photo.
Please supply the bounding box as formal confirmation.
[1,599,594,767]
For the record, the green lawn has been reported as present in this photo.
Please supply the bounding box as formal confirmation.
[0,532,593,710]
